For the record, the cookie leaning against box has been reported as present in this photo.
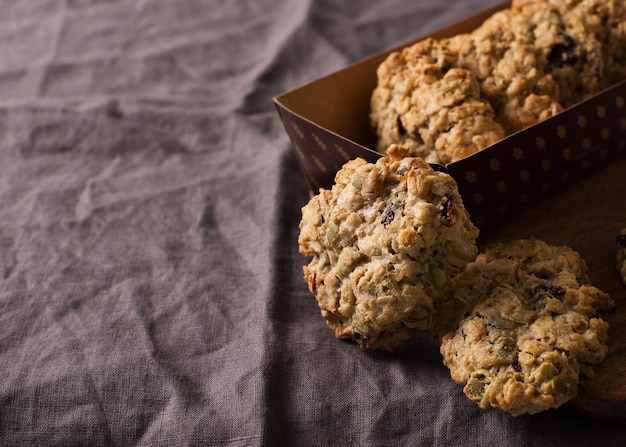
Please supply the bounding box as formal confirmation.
[298,144,479,351]
[439,238,615,416]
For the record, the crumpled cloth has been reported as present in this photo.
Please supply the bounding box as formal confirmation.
[1,1,624,446]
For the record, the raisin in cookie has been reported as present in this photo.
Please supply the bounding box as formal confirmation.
[370,38,506,164]
[448,6,563,133]
[439,238,614,416]
[617,229,626,285]
[545,0,626,87]
[370,0,620,163]
[511,0,604,107]
[298,144,479,351]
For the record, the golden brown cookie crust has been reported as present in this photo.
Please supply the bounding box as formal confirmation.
[371,0,626,164]
[542,0,626,87]
[298,144,479,351]
[370,38,506,164]
[439,238,615,416]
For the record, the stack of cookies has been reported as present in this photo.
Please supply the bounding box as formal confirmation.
[299,144,480,352]
[370,0,626,164]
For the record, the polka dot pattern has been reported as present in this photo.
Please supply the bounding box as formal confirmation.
[275,108,380,192]
[275,80,626,228]
[447,82,626,228]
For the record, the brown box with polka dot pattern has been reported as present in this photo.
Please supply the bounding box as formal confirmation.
[273,2,626,229]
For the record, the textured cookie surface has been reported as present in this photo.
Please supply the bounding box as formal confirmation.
[439,238,614,416]
[371,0,626,164]
[510,0,604,108]
[544,0,626,87]
[448,3,565,133]
[370,38,506,164]
[298,144,479,351]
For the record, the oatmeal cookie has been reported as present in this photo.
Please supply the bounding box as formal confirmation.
[370,0,623,163]
[512,0,604,107]
[370,38,506,164]
[298,144,479,351]
[544,0,626,87]
[617,229,626,285]
[448,6,564,133]
[439,238,614,416]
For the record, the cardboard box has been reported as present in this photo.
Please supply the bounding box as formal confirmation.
[273,1,626,229]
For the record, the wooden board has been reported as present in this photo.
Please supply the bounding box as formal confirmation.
[479,155,626,421]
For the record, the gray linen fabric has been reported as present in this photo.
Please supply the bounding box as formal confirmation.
[0,0,624,446]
